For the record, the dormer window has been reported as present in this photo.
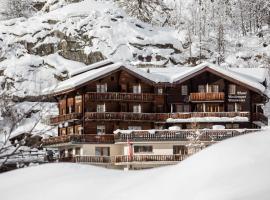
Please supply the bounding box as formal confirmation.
[181,85,188,95]
[158,88,163,94]
[229,84,236,95]
[133,84,141,94]
[96,83,107,93]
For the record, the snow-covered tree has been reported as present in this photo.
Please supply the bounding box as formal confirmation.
[116,0,172,26]
[5,0,35,19]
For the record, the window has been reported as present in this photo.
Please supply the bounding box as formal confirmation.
[233,124,240,129]
[176,104,190,112]
[229,84,236,95]
[198,85,205,92]
[173,146,188,155]
[212,85,219,93]
[97,104,106,112]
[181,85,188,95]
[134,146,153,153]
[68,149,73,157]
[60,128,66,135]
[133,84,141,94]
[95,147,110,156]
[158,88,163,94]
[235,103,243,112]
[133,104,141,113]
[68,127,74,135]
[68,105,73,114]
[128,126,142,130]
[75,147,81,155]
[96,83,107,92]
[97,125,106,135]
[228,103,235,112]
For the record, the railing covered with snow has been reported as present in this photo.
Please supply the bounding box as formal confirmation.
[189,92,225,101]
[50,113,82,125]
[86,92,156,102]
[59,154,187,164]
[253,113,268,125]
[114,129,260,142]
[85,112,250,122]
[42,134,115,146]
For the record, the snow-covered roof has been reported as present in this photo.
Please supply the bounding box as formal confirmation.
[69,59,114,77]
[45,61,268,95]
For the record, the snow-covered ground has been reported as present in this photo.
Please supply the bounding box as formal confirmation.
[0,130,270,200]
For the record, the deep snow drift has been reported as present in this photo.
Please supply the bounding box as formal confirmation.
[0,130,270,200]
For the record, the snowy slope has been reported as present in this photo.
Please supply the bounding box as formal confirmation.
[0,130,270,200]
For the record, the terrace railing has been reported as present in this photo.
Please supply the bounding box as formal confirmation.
[42,134,115,146]
[190,92,225,102]
[87,92,156,102]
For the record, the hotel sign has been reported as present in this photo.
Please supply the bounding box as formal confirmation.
[228,91,247,102]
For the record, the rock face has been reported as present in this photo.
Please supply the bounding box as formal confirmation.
[0,0,190,98]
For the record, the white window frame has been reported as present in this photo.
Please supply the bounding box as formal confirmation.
[229,84,236,95]
[96,83,107,93]
[97,104,106,112]
[158,88,163,94]
[97,125,106,135]
[128,126,142,130]
[133,104,142,113]
[181,85,188,95]
[133,84,141,94]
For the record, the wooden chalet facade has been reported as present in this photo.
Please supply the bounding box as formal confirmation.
[43,61,268,169]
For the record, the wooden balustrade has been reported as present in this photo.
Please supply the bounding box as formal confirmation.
[42,134,115,146]
[87,92,156,102]
[190,92,225,101]
[253,113,268,125]
[50,113,82,125]
[85,112,159,122]
[85,112,250,122]
[64,154,187,164]
[114,129,260,142]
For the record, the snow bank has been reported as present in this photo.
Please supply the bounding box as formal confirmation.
[0,130,270,200]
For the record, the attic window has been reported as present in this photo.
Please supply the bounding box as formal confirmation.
[97,83,107,93]
[133,84,141,94]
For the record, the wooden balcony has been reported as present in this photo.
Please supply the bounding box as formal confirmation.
[42,134,115,146]
[253,113,268,125]
[60,154,187,165]
[85,112,159,122]
[87,92,156,102]
[190,92,225,102]
[50,113,82,125]
[85,112,250,122]
[114,129,260,143]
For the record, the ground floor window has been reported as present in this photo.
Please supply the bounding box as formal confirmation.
[226,123,240,129]
[95,147,110,156]
[173,145,188,155]
[75,147,81,155]
[134,146,153,153]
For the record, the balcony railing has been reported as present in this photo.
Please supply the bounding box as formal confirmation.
[253,113,268,125]
[85,112,250,122]
[190,92,225,102]
[42,134,115,146]
[50,113,82,125]
[85,112,158,122]
[87,92,155,102]
[114,129,260,142]
[60,154,187,164]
